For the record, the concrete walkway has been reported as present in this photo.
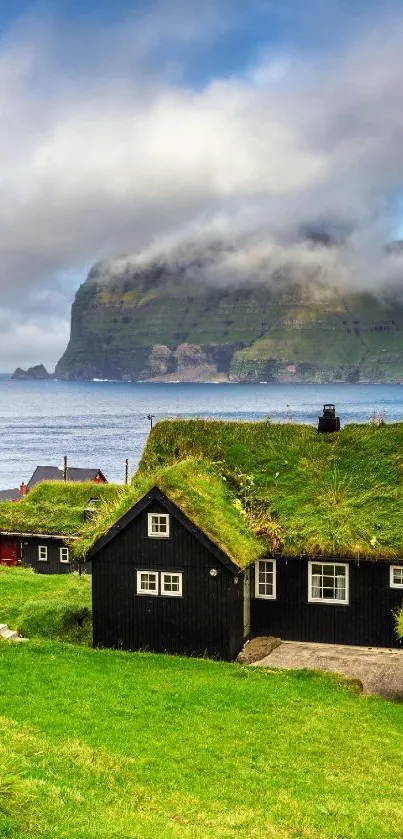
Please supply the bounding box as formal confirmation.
[253,640,403,700]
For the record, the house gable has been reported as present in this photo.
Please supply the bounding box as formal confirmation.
[87,486,241,574]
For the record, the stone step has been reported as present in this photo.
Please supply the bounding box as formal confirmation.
[0,628,18,641]
[0,624,7,633]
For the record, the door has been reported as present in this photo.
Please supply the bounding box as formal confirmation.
[0,537,19,566]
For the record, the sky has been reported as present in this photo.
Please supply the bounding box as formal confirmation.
[1,0,403,371]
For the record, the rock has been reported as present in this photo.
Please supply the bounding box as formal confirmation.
[236,636,282,664]
[12,364,51,380]
[147,345,174,376]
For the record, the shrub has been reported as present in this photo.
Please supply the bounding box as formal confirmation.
[395,606,403,640]
[18,599,92,645]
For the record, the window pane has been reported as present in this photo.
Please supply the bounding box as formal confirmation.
[393,567,403,585]
[162,572,181,595]
[148,513,169,536]
[310,563,347,602]
[140,573,156,591]
[257,560,274,597]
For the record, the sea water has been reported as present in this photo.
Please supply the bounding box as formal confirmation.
[0,377,402,489]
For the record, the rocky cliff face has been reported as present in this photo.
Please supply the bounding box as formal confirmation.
[55,254,403,383]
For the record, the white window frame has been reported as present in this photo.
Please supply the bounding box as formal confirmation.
[255,559,276,599]
[38,545,48,562]
[161,571,183,598]
[147,512,170,538]
[137,570,159,596]
[308,561,349,605]
[390,565,403,589]
[59,547,70,564]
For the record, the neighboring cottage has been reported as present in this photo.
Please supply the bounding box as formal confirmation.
[78,461,263,660]
[0,481,125,573]
[0,488,20,503]
[75,419,403,658]
[26,466,107,492]
[0,466,107,514]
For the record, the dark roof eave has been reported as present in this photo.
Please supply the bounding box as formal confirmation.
[0,531,78,540]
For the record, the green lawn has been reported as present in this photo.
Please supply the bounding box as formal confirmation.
[0,641,402,839]
[0,567,91,630]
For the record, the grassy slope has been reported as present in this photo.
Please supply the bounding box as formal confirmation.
[0,481,127,537]
[139,419,403,559]
[0,567,91,629]
[74,459,265,566]
[0,641,402,839]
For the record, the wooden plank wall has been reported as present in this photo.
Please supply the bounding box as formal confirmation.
[92,500,244,660]
[22,538,73,575]
[251,557,403,648]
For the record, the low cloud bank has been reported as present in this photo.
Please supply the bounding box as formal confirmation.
[1,1,403,367]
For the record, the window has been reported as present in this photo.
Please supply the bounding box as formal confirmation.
[148,513,170,537]
[38,545,48,562]
[390,566,403,588]
[60,547,69,564]
[255,559,276,599]
[137,570,158,595]
[308,562,349,604]
[161,572,182,597]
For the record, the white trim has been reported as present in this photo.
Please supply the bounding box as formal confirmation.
[147,513,170,538]
[161,571,182,597]
[255,559,276,599]
[390,565,403,588]
[38,545,48,562]
[137,570,158,595]
[59,547,69,564]
[308,561,349,605]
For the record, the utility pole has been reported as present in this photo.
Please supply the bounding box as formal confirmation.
[147,414,155,430]
[63,455,68,481]
[125,458,129,485]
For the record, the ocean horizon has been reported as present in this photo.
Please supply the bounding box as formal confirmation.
[0,378,402,490]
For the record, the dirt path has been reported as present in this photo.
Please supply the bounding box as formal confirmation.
[253,640,403,700]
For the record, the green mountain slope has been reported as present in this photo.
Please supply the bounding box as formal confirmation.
[55,257,403,382]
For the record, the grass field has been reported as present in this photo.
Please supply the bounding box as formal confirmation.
[0,567,91,630]
[0,570,402,836]
[0,641,402,838]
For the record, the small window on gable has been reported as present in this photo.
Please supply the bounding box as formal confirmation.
[60,547,69,564]
[308,562,349,604]
[148,513,169,538]
[255,560,276,599]
[38,545,48,562]
[390,566,403,588]
[137,570,158,595]
[161,572,182,597]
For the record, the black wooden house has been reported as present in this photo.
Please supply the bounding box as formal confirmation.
[250,556,403,649]
[80,418,403,659]
[85,482,403,658]
[0,481,124,573]
[87,485,251,661]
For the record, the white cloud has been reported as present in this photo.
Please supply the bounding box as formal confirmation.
[1,2,403,368]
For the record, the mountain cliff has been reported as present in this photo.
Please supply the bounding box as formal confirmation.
[55,251,403,383]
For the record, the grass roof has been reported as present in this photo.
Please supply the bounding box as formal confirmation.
[73,459,266,568]
[0,481,127,538]
[138,419,403,561]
